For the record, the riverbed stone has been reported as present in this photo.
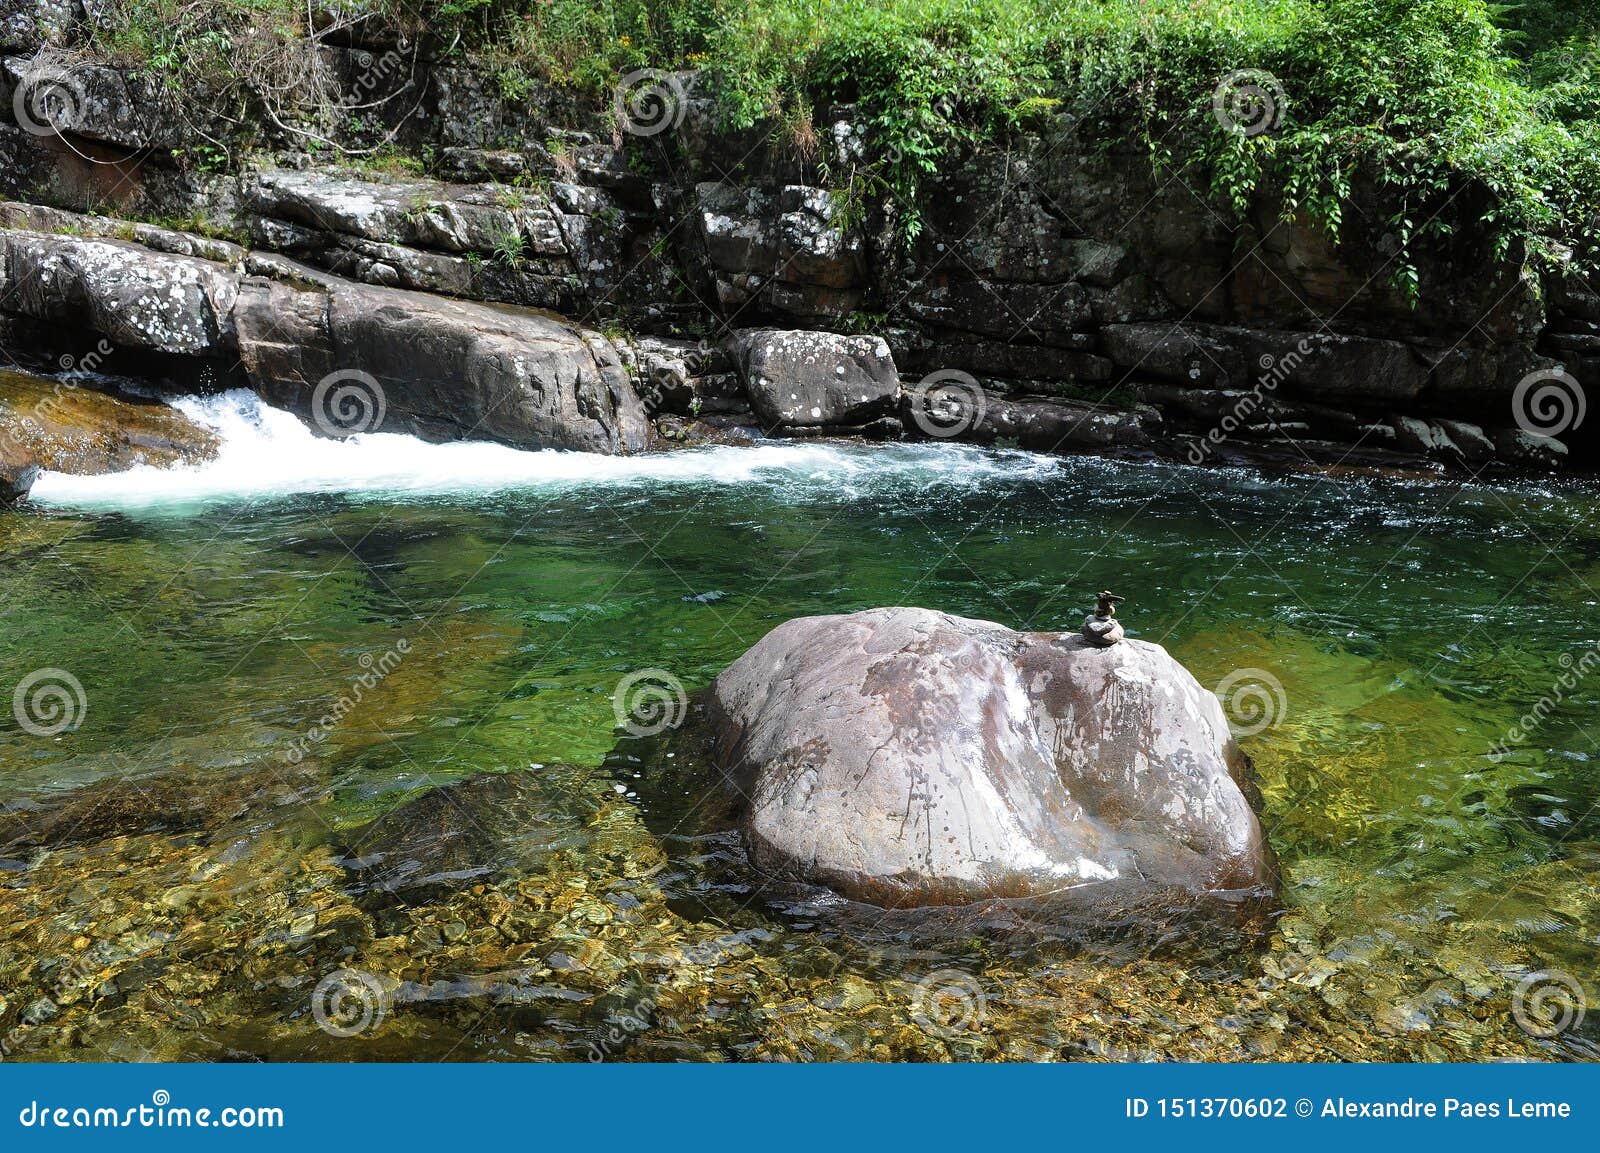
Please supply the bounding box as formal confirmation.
[1434,419,1496,464]
[1492,426,1569,469]
[707,607,1274,909]
[0,437,38,503]
[0,368,220,474]
[729,328,898,429]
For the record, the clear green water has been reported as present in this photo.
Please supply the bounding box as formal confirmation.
[2,406,1597,1061]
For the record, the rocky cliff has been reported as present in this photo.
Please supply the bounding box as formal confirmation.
[0,6,1590,479]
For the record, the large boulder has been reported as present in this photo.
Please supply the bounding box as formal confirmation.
[729,328,898,429]
[243,169,568,257]
[1,231,240,355]
[1,53,179,151]
[233,274,650,453]
[708,607,1273,909]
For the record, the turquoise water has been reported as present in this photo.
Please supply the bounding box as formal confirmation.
[1,391,1596,1061]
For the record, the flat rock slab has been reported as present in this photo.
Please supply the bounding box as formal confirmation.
[0,367,220,476]
[233,276,650,453]
[708,607,1273,910]
[2,231,239,356]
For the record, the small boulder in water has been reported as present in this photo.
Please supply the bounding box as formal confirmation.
[707,607,1273,911]
[729,328,898,429]
[1,441,38,505]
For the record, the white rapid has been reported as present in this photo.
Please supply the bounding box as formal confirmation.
[26,389,1065,512]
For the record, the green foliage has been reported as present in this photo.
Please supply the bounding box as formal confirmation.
[490,227,528,268]
[76,1,1600,291]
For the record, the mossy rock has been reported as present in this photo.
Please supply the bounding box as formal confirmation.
[0,369,219,476]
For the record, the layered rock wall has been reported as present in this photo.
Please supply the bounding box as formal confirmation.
[0,8,1589,471]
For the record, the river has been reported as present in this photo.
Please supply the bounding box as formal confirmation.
[1,390,1595,1060]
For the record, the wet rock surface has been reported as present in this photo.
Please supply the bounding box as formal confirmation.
[730,328,898,430]
[1,232,240,356]
[0,221,651,455]
[0,368,220,476]
[0,752,1585,1063]
[707,608,1274,909]
[340,773,590,906]
[0,433,38,502]
[235,278,650,453]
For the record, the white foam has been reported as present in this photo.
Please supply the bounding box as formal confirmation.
[26,390,1063,512]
